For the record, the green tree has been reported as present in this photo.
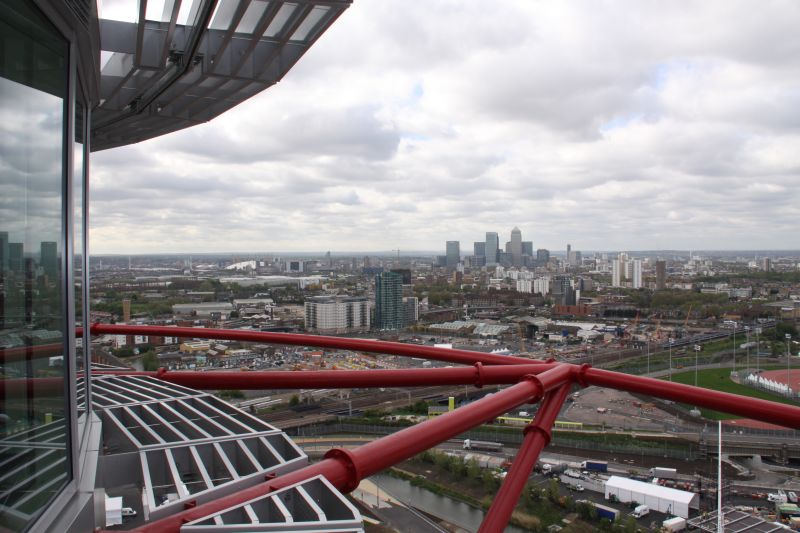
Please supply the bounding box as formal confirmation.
[140,351,159,371]
[289,394,300,406]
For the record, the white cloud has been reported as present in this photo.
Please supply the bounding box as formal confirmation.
[92,0,800,253]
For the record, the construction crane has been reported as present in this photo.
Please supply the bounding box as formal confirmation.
[391,248,401,262]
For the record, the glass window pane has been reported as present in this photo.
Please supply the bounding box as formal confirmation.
[0,0,70,529]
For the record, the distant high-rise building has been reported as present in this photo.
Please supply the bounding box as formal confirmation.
[761,257,771,272]
[632,259,643,289]
[536,248,550,265]
[497,251,514,268]
[485,232,499,266]
[445,241,460,267]
[403,296,419,325]
[9,242,23,273]
[612,260,622,287]
[510,227,522,267]
[0,231,8,271]
[40,241,58,281]
[552,276,576,306]
[305,296,370,333]
[473,241,486,257]
[375,271,403,330]
[565,244,582,267]
[521,241,533,256]
[390,268,412,285]
[655,260,666,290]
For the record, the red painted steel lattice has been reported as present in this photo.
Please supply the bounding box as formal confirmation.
[80,324,800,533]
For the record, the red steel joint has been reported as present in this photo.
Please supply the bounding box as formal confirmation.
[522,424,552,446]
[473,362,486,388]
[323,448,361,492]
[576,363,591,388]
[157,367,168,378]
[520,374,545,403]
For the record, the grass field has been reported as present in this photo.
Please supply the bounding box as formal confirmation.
[667,366,798,420]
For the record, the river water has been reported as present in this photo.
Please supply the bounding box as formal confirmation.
[372,474,529,533]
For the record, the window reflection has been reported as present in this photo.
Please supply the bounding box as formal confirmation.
[0,0,70,529]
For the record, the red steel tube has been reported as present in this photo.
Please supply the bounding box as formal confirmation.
[133,364,576,533]
[583,367,800,430]
[0,377,63,397]
[0,343,64,364]
[478,383,572,533]
[96,363,558,389]
[88,323,538,366]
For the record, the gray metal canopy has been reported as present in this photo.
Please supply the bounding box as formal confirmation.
[92,0,350,151]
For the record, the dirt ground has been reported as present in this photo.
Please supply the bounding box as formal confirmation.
[560,386,685,431]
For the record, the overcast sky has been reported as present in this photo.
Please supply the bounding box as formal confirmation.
[92,0,800,255]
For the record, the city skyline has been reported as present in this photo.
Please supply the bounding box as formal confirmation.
[92,1,800,254]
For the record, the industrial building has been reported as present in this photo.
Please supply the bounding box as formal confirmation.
[604,476,699,518]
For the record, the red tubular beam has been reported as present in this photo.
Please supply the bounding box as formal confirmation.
[478,383,572,533]
[89,323,538,366]
[0,378,64,397]
[133,364,576,533]
[584,368,800,429]
[97,363,558,389]
[0,343,64,364]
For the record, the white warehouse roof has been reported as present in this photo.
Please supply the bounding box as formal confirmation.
[605,476,698,518]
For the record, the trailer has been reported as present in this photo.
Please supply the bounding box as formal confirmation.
[582,460,608,473]
[662,516,686,532]
[462,439,503,452]
[589,501,620,521]
[650,467,677,480]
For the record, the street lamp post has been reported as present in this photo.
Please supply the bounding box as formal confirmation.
[732,322,737,373]
[786,333,792,395]
[755,327,762,373]
[745,326,750,373]
[669,338,674,381]
[695,344,701,387]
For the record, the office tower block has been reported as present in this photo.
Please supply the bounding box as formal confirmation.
[445,241,460,267]
[655,260,666,290]
[375,271,404,330]
[473,241,486,257]
[485,232,499,266]
[521,241,533,256]
[632,259,643,289]
[510,227,522,267]
[40,241,58,282]
[536,248,550,265]
[0,231,8,271]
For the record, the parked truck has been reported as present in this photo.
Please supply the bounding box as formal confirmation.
[581,460,608,473]
[650,467,677,479]
[462,439,503,452]
[632,504,650,518]
[582,501,619,522]
[662,517,686,532]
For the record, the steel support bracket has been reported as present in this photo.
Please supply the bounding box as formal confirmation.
[473,362,486,388]
[323,448,361,492]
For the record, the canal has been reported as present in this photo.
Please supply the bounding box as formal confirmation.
[371,473,529,533]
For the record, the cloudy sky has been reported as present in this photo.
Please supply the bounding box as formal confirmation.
[92,0,800,254]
